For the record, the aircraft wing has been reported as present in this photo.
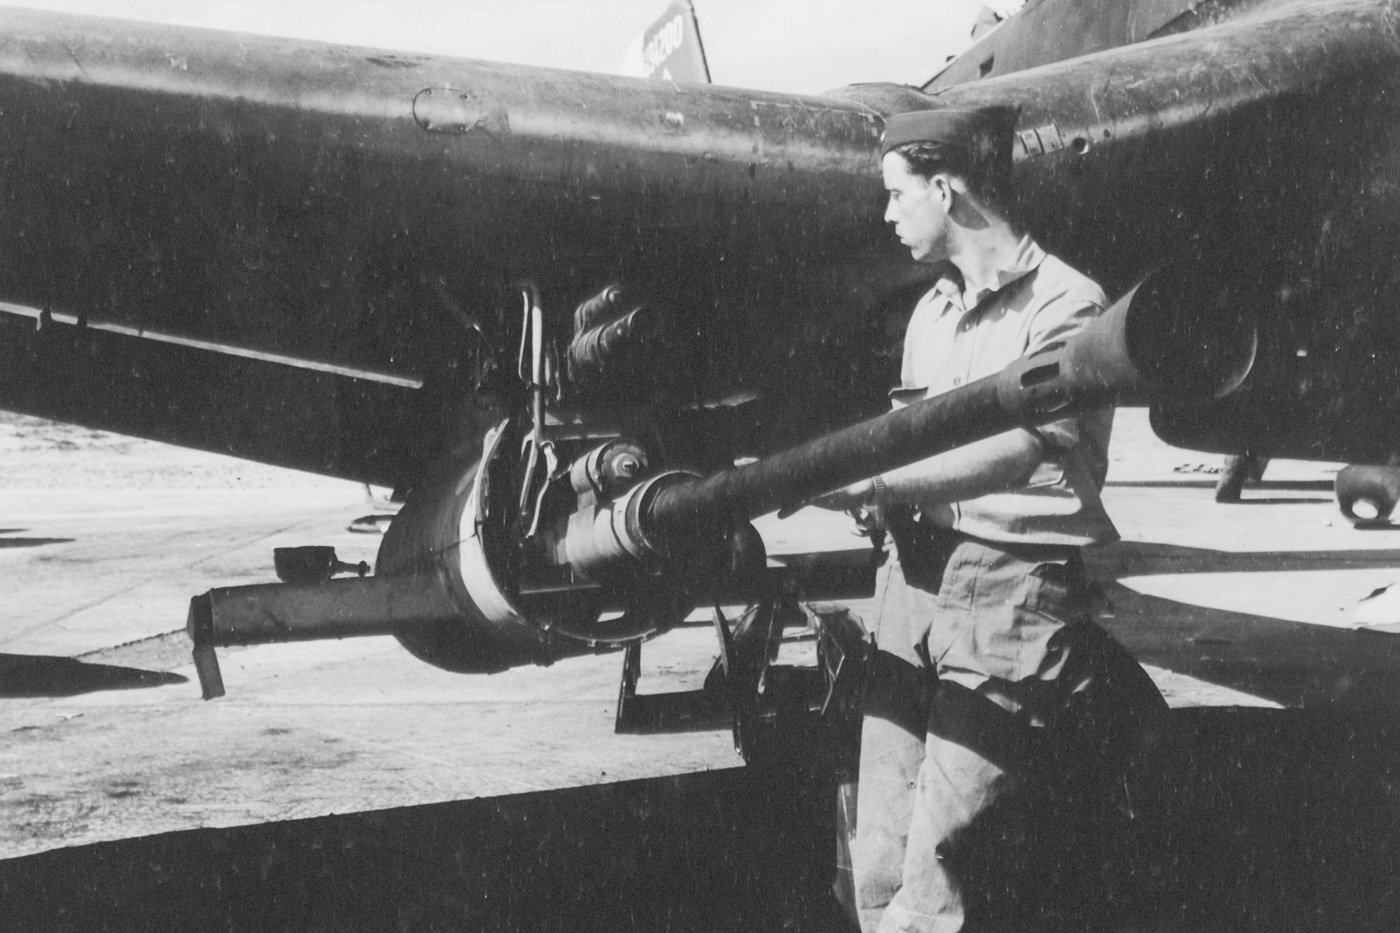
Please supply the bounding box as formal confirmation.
[9,1,1386,485]
[0,6,908,488]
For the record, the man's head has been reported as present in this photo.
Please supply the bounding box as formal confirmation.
[879,107,1019,263]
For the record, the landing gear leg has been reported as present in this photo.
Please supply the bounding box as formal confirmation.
[1215,451,1268,502]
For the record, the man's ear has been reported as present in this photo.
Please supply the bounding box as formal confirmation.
[930,172,957,210]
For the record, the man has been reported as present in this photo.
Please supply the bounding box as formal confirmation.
[812,108,1164,932]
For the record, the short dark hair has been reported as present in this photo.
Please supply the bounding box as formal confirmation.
[889,134,1013,211]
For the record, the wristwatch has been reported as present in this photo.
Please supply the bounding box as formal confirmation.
[868,474,888,508]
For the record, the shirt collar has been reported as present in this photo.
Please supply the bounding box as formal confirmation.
[931,235,1046,311]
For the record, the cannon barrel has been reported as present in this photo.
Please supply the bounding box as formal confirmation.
[188,269,1255,699]
[642,268,1255,537]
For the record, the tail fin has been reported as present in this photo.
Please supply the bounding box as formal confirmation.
[620,1,711,84]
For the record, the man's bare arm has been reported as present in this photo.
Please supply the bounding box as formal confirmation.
[802,428,1043,513]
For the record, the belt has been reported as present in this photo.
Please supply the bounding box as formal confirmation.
[884,507,1081,593]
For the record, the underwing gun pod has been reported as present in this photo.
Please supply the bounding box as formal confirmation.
[188,268,1254,755]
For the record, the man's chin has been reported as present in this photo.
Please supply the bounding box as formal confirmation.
[902,242,935,263]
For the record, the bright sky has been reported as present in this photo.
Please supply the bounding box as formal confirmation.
[6,0,989,94]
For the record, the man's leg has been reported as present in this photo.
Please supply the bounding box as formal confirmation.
[854,711,928,932]
[854,551,941,933]
[868,543,1049,933]
[879,731,1008,933]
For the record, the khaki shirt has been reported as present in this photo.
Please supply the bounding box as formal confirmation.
[896,235,1118,547]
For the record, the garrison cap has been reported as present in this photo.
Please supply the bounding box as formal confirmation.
[879,106,1020,161]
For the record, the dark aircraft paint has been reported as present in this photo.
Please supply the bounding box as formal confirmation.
[4,2,1400,682]
[3,1,1399,490]
[0,7,908,487]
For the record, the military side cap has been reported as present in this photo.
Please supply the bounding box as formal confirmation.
[879,106,1019,158]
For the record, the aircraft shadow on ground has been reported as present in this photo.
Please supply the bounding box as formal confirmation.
[0,765,854,933]
[1090,540,1400,712]
[0,536,74,549]
[0,654,186,698]
[1216,497,1334,505]
[1105,479,1335,491]
[956,706,1400,933]
[4,543,1400,930]
[2,709,1399,933]
[1093,539,1400,576]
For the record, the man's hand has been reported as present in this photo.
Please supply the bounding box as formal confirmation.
[811,478,877,511]
[778,477,876,518]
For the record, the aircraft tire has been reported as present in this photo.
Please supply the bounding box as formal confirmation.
[1335,464,1400,524]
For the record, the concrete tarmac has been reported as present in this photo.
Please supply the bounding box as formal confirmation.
[2,407,1396,866]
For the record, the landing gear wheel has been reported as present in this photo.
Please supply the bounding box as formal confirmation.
[1335,464,1400,525]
